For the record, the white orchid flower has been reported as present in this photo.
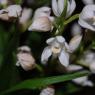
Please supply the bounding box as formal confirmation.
[41,35,82,67]
[82,0,94,5]
[16,46,36,71]
[78,5,95,31]
[52,0,76,18]
[72,76,93,87]
[0,5,22,21]
[28,7,54,32]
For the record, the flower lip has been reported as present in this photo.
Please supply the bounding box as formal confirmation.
[51,45,61,54]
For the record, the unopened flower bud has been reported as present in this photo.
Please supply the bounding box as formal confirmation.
[16,46,36,71]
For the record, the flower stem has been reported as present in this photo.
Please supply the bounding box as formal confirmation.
[64,14,79,25]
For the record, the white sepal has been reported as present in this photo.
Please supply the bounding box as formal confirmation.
[41,47,52,64]
[58,50,69,67]
[52,0,60,17]
[58,0,64,15]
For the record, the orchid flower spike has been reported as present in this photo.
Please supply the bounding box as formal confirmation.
[52,0,76,18]
[16,46,36,71]
[78,5,95,31]
[41,35,82,67]
[28,7,54,32]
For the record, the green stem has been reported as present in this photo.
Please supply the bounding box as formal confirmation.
[64,14,79,25]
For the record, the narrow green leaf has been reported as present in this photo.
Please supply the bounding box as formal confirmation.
[0,71,89,95]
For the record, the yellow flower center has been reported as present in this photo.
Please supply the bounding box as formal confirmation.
[51,46,61,54]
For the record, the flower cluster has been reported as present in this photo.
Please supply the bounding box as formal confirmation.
[0,0,95,95]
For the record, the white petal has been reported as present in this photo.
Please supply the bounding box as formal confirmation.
[66,1,70,17]
[58,0,64,15]
[17,46,31,52]
[78,18,95,31]
[58,50,69,67]
[67,0,76,17]
[28,17,52,32]
[52,0,60,17]
[46,37,55,45]
[0,9,8,14]
[56,36,65,43]
[83,81,93,87]
[41,47,52,64]
[7,5,22,17]
[67,64,83,72]
[69,35,82,52]
[72,76,87,85]
[34,7,51,19]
